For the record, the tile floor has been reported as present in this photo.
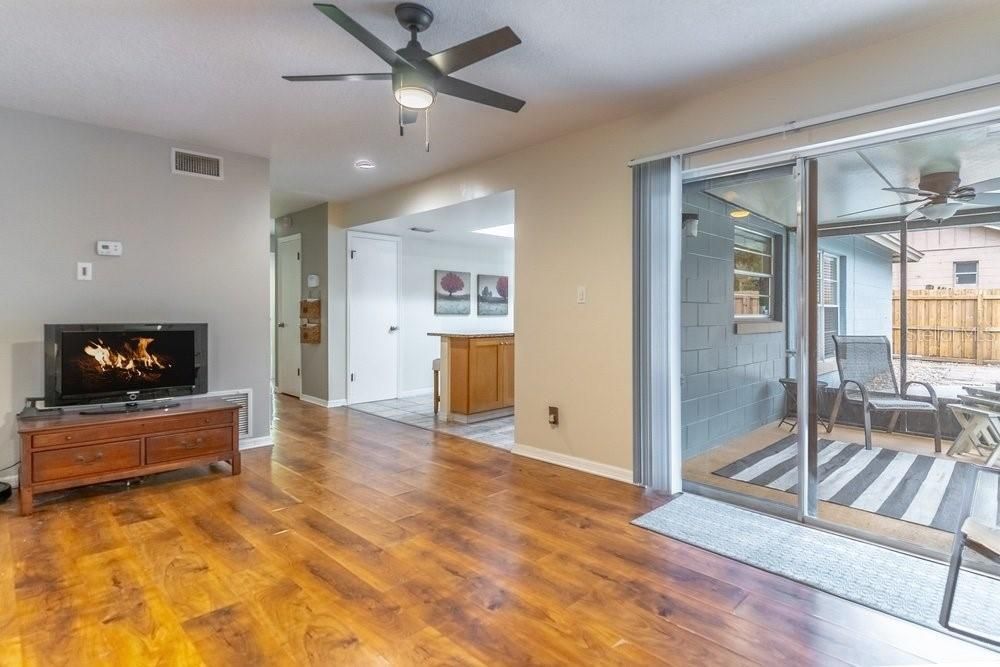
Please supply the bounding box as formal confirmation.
[349,391,515,450]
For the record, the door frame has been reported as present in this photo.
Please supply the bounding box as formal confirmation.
[345,230,402,405]
[276,233,302,398]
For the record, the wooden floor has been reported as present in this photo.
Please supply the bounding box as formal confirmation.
[0,396,996,665]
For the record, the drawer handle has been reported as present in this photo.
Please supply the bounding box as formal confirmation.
[64,435,74,441]
[183,438,205,449]
[202,419,211,424]
[75,452,104,464]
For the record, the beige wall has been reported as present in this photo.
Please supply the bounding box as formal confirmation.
[893,227,1000,289]
[339,6,1000,472]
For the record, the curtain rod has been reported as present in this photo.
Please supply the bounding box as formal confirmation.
[627,74,1000,167]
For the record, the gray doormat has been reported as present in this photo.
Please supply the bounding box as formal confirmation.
[712,435,998,533]
[633,493,999,642]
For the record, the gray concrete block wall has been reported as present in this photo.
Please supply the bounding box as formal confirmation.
[681,182,787,459]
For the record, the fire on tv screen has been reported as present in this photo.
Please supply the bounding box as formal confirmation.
[59,330,197,397]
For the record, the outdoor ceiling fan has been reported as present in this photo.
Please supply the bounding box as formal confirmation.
[840,167,1000,222]
[283,3,525,149]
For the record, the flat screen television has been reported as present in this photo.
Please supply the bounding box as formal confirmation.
[44,323,208,407]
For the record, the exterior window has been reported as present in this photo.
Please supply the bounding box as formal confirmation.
[954,261,978,286]
[818,252,840,359]
[734,227,774,319]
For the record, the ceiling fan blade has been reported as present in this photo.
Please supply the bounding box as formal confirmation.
[437,77,525,112]
[966,192,1000,206]
[904,207,926,221]
[313,3,413,69]
[964,176,1000,194]
[424,27,521,75]
[401,108,418,125]
[836,198,926,218]
[882,186,939,197]
[282,73,391,82]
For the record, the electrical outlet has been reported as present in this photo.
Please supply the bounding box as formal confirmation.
[548,406,559,425]
[76,262,93,281]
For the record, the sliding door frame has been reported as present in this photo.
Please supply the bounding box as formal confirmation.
[669,108,1000,556]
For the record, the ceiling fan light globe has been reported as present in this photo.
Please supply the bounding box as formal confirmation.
[919,202,963,221]
[394,86,435,110]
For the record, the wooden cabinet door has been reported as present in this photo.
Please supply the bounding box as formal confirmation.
[468,338,503,413]
[500,339,515,408]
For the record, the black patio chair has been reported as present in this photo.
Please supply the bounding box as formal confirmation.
[826,335,942,452]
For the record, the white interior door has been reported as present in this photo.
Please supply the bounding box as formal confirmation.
[276,235,302,397]
[348,233,399,404]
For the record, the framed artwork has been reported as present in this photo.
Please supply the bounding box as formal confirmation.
[434,270,471,315]
[477,274,509,316]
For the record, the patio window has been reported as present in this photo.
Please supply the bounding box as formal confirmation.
[818,252,840,358]
[954,260,978,286]
[734,227,774,319]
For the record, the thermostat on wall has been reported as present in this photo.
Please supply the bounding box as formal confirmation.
[96,241,123,256]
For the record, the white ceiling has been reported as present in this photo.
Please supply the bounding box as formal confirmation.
[354,190,514,248]
[0,1,992,217]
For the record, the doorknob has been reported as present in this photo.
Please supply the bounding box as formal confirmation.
[278,322,286,328]
[389,326,399,333]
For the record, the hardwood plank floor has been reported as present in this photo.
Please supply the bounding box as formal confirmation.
[0,395,996,666]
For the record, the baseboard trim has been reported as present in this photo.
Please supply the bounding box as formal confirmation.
[300,395,346,409]
[398,388,433,399]
[239,436,273,451]
[511,443,635,485]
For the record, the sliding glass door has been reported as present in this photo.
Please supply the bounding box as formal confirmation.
[679,163,804,513]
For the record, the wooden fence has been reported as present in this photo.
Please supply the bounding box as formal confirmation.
[892,289,1000,364]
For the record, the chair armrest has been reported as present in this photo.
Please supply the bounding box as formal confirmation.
[902,380,938,406]
[838,379,870,405]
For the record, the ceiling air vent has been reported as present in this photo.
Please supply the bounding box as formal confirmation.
[172,148,223,180]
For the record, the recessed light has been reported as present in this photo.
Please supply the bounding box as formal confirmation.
[353,159,376,170]
[729,209,750,219]
[471,224,515,238]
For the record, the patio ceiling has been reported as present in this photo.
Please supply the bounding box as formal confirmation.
[703,122,1000,230]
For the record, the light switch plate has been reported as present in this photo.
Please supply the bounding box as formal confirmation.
[77,262,93,281]
[576,286,586,304]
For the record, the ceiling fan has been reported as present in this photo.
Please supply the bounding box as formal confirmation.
[283,3,525,147]
[840,164,1000,222]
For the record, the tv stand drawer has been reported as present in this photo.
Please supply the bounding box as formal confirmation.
[33,440,141,483]
[32,422,147,448]
[146,426,233,464]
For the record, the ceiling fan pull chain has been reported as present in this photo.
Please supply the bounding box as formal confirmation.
[399,105,405,137]
[425,108,431,153]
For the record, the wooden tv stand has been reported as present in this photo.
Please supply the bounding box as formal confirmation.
[16,398,241,515]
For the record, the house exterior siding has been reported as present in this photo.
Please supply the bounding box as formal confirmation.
[892,226,1000,289]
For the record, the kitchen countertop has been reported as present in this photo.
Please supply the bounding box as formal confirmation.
[427,332,514,338]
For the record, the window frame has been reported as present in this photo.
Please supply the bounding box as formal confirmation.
[733,225,776,321]
[953,260,979,287]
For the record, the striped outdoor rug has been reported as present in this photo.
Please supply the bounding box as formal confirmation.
[713,435,1000,532]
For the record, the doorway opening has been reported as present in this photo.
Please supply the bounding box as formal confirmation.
[346,190,516,450]
[275,233,302,398]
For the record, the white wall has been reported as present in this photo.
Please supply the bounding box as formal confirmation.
[0,106,272,472]
[398,237,514,395]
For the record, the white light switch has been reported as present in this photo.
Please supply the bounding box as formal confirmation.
[77,262,93,281]
[576,286,587,304]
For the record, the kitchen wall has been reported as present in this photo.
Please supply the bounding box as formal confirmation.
[0,106,272,476]
[336,7,1000,473]
[398,237,514,395]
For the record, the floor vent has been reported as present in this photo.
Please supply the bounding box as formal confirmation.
[172,148,223,179]
[207,389,251,437]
